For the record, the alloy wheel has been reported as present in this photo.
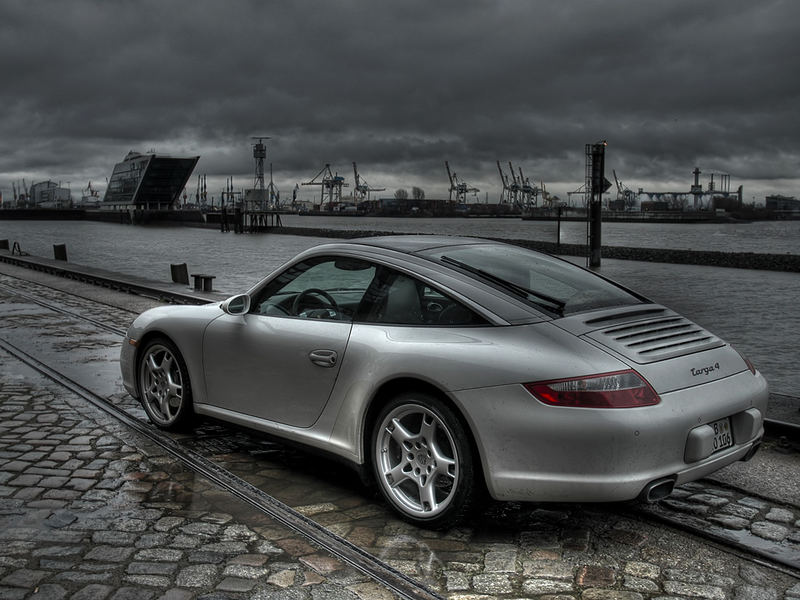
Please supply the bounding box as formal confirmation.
[139,342,185,426]
[375,403,459,519]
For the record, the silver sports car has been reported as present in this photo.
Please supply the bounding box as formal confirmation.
[120,236,767,528]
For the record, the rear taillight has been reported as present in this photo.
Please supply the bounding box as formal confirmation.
[524,370,660,408]
[733,347,757,375]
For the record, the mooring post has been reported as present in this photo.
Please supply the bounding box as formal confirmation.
[170,263,190,285]
[53,244,68,261]
[587,141,608,268]
[556,205,562,252]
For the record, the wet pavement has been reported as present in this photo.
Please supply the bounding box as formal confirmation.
[1,261,799,599]
[0,350,395,600]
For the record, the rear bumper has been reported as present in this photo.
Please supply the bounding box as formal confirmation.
[453,370,768,502]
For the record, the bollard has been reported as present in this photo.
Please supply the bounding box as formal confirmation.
[170,263,190,285]
[53,244,68,261]
[190,273,216,292]
[0,239,8,250]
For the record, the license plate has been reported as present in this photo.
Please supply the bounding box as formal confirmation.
[710,417,733,453]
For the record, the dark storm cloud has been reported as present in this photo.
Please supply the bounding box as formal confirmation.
[1,0,798,201]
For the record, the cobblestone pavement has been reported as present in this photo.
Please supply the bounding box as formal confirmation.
[165,421,800,598]
[640,477,800,565]
[1,263,800,599]
[0,352,398,600]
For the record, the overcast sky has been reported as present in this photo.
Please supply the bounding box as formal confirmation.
[1,0,798,205]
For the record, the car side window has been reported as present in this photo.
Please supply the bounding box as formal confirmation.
[357,267,487,326]
[251,256,375,321]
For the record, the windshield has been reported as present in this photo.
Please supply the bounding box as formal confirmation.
[421,244,645,316]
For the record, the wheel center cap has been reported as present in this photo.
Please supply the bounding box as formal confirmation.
[416,453,429,466]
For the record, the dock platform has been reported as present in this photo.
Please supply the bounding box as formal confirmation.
[0,249,226,305]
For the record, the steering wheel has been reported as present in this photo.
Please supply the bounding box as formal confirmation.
[291,288,340,317]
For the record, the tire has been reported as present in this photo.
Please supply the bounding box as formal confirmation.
[137,337,194,430]
[371,391,477,529]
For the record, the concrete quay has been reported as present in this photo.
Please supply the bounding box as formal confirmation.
[0,252,799,599]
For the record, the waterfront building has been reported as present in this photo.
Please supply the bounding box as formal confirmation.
[765,194,800,213]
[102,151,199,210]
[30,181,72,208]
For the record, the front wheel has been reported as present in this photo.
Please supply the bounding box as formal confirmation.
[138,338,194,430]
[371,392,478,529]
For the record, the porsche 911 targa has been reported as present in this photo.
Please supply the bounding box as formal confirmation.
[121,236,767,528]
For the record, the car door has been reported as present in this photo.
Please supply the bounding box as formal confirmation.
[201,256,375,428]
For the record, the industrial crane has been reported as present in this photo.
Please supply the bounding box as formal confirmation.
[445,161,479,204]
[518,166,539,209]
[507,162,521,207]
[540,181,551,207]
[352,162,385,204]
[612,170,637,210]
[567,183,588,207]
[302,164,349,211]
[267,163,280,208]
[497,161,511,204]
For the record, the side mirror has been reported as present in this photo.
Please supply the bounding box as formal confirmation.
[221,294,251,315]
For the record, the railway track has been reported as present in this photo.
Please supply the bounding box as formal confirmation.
[0,273,798,588]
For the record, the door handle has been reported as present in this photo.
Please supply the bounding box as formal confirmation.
[309,349,338,368]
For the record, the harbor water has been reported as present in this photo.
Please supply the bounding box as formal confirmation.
[280,214,800,254]
[1,218,798,395]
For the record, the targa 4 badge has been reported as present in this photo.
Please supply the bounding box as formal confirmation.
[691,362,720,377]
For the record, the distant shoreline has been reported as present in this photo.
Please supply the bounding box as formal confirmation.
[1,210,798,272]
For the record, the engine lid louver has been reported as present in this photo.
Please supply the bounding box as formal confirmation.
[585,315,724,364]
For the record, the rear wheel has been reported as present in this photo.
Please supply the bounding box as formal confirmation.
[138,338,194,430]
[372,392,477,529]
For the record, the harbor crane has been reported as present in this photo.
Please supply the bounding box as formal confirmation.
[497,161,523,206]
[518,166,539,208]
[540,181,553,207]
[612,169,637,210]
[507,162,521,207]
[497,161,511,204]
[445,161,479,204]
[267,163,280,208]
[567,183,588,208]
[302,164,349,211]
[352,162,385,203]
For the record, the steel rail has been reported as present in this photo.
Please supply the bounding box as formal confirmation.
[0,273,142,316]
[0,281,129,337]
[630,504,800,575]
[0,336,444,600]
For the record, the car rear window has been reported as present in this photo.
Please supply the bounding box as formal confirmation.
[420,243,645,316]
